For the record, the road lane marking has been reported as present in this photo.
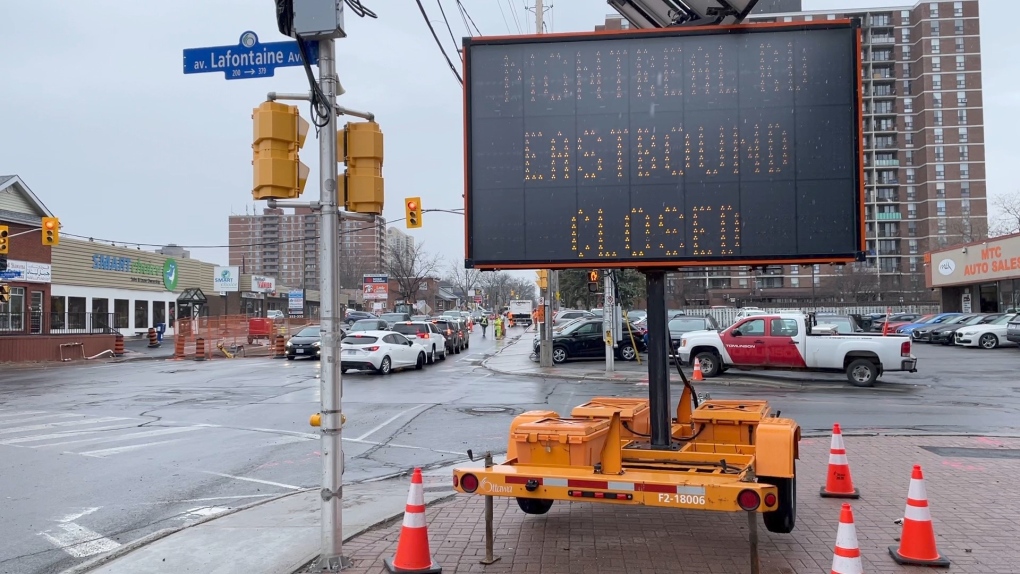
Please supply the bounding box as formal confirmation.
[0,410,46,419]
[0,417,134,435]
[199,471,304,491]
[138,494,276,504]
[354,404,430,441]
[0,413,79,426]
[38,507,122,559]
[182,506,231,519]
[76,438,185,458]
[0,425,131,445]
[206,424,319,440]
[39,425,207,448]
[342,437,464,456]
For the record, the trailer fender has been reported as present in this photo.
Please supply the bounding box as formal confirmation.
[754,419,800,479]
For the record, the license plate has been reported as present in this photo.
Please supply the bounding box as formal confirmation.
[296,349,304,354]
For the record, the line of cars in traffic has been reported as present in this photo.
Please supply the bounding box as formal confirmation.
[284,309,478,374]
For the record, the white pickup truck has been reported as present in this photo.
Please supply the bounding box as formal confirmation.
[676,313,917,387]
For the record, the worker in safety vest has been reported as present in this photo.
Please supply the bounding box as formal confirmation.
[480,315,489,338]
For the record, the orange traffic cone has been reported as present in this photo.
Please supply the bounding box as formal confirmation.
[831,504,863,574]
[383,468,442,574]
[889,464,950,567]
[692,358,704,382]
[820,423,860,498]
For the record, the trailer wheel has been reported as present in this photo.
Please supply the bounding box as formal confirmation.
[516,497,554,515]
[845,358,878,387]
[761,475,796,534]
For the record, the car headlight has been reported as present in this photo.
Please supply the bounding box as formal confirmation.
[313,341,321,347]
[286,341,293,347]
[680,338,687,348]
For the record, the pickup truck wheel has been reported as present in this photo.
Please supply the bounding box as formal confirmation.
[846,358,878,387]
[761,475,796,534]
[516,497,554,515]
[693,351,721,377]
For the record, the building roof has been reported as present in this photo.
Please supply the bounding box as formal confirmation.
[0,175,56,223]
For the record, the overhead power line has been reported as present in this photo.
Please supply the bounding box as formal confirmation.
[414,0,464,85]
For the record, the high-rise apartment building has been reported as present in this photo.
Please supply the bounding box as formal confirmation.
[600,0,985,305]
[386,227,415,268]
[228,208,386,290]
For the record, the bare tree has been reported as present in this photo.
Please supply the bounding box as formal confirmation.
[445,261,483,306]
[479,271,514,309]
[824,263,880,303]
[990,190,1020,237]
[385,242,440,303]
[338,249,378,290]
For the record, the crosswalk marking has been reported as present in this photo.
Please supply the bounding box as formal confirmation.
[0,417,134,435]
[0,425,135,445]
[0,410,46,419]
[38,507,122,559]
[0,413,80,426]
[77,438,185,458]
[40,425,208,448]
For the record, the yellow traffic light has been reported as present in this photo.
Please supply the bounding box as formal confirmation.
[0,284,10,303]
[41,217,60,246]
[340,121,384,215]
[536,270,548,290]
[0,225,8,255]
[252,101,309,200]
[405,197,422,229]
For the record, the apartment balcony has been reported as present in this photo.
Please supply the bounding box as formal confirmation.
[869,35,896,44]
[876,212,903,220]
[878,230,901,238]
[874,159,900,167]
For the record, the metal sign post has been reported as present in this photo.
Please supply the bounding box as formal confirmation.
[604,272,615,373]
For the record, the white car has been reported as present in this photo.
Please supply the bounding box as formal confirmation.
[390,321,447,364]
[340,330,428,374]
[954,313,1018,349]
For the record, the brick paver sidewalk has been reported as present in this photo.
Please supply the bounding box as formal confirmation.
[329,435,1020,574]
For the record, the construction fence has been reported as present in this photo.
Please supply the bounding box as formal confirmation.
[172,315,314,360]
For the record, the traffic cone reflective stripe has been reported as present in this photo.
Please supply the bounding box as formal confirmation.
[692,358,704,382]
[889,465,950,567]
[384,468,442,574]
[831,504,863,574]
[820,423,860,498]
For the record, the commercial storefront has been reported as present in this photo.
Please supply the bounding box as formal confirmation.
[0,175,55,336]
[51,239,217,336]
[925,231,1020,313]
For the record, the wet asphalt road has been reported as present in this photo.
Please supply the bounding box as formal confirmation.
[1,331,1018,574]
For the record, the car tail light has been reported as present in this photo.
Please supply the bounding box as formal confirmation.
[764,493,777,507]
[453,474,459,488]
[446,329,452,335]
[460,473,479,493]
[417,333,429,339]
[901,340,911,357]
[366,345,380,352]
[737,489,760,511]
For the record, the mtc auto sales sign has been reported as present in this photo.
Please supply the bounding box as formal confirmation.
[252,275,276,294]
[929,234,1020,287]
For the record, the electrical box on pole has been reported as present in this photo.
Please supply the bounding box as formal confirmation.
[252,101,310,200]
[41,217,60,246]
[340,121,384,215]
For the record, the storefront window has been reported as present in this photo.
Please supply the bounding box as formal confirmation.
[169,302,176,328]
[115,299,129,329]
[0,287,25,332]
[51,296,66,330]
[154,301,166,327]
[68,297,87,330]
[135,300,149,329]
[92,298,109,316]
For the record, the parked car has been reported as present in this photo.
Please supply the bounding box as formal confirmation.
[928,313,1002,345]
[286,325,321,360]
[532,318,644,363]
[813,314,863,334]
[1007,314,1020,346]
[668,316,720,349]
[955,313,1018,349]
[677,313,917,387]
[391,321,448,363]
[340,331,427,374]
[267,310,286,320]
[349,318,388,332]
[379,312,411,329]
[912,314,977,342]
[431,318,465,354]
[553,309,595,327]
[344,310,376,326]
[870,313,923,332]
[627,310,647,322]
[895,313,961,335]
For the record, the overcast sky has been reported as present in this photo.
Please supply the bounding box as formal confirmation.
[1,0,1015,272]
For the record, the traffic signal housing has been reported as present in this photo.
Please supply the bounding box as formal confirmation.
[340,121,384,215]
[587,269,599,293]
[405,197,422,229]
[536,270,548,290]
[252,101,310,200]
[0,284,10,303]
[0,225,8,254]
[41,217,60,246]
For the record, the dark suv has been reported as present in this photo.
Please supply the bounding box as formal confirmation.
[431,319,465,354]
[345,310,376,326]
[533,318,644,364]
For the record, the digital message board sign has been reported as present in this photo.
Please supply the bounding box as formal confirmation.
[463,21,864,269]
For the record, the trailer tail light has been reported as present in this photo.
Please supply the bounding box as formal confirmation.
[764,493,777,507]
[452,474,459,489]
[460,473,479,493]
[901,340,911,357]
[737,489,761,511]
[568,490,633,500]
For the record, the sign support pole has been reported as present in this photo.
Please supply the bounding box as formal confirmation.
[604,271,615,373]
[540,270,552,367]
[315,38,351,572]
[645,270,671,449]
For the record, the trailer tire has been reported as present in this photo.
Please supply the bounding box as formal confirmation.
[761,475,796,534]
[516,497,554,515]
[845,358,878,387]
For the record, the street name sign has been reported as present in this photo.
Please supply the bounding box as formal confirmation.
[183,31,319,80]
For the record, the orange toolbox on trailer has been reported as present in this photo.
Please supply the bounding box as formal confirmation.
[570,397,651,438]
[511,418,610,467]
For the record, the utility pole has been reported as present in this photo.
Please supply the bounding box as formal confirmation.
[535,0,544,33]
[604,271,615,373]
[316,39,350,573]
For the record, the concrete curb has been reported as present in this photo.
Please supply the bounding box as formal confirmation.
[59,488,315,574]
